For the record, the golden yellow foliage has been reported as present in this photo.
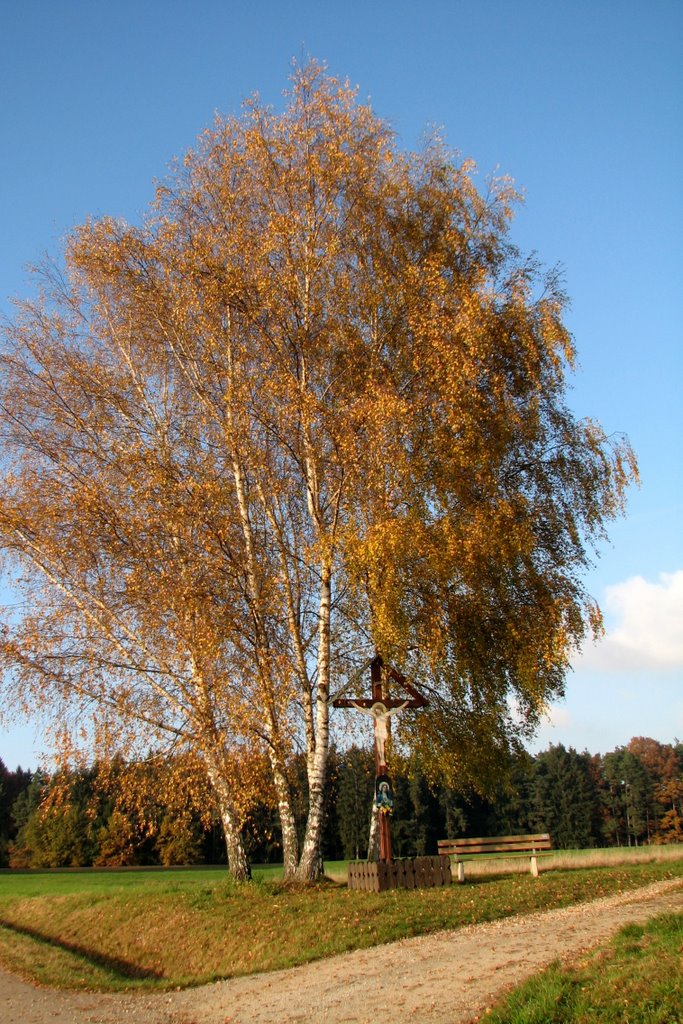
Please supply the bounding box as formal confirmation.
[0,60,637,878]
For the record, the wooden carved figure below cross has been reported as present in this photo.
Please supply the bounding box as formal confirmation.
[333,654,427,862]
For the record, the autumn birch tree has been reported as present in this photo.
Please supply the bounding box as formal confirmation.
[0,286,264,876]
[0,61,636,881]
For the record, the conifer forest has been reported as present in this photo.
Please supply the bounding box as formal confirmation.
[1,736,681,869]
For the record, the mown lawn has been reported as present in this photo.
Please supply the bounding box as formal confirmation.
[0,858,681,992]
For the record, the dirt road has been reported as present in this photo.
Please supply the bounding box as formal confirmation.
[2,877,681,1024]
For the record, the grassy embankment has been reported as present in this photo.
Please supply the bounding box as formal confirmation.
[0,845,680,993]
[483,911,683,1024]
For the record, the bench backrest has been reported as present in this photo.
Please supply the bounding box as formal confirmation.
[438,833,551,857]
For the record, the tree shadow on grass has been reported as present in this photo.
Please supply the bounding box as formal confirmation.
[0,917,163,980]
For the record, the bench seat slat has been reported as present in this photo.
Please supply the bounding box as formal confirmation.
[437,834,551,857]
[442,842,550,856]
[439,833,549,848]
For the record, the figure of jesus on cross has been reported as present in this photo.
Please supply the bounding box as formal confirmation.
[350,699,409,765]
[333,654,427,861]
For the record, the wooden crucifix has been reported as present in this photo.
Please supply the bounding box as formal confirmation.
[333,654,427,862]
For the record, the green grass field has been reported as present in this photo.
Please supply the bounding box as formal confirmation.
[483,911,683,1024]
[0,850,681,992]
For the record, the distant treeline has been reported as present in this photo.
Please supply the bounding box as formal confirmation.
[1,737,681,869]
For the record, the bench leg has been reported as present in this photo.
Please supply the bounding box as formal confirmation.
[457,860,465,883]
[530,855,538,877]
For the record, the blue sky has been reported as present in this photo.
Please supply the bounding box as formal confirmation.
[1,1,681,768]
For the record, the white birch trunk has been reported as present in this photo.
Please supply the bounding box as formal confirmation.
[264,735,300,878]
[296,565,331,881]
[205,758,251,881]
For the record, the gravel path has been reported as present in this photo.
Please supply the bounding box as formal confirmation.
[2,877,681,1024]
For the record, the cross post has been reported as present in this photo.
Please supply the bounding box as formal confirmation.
[333,654,427,863]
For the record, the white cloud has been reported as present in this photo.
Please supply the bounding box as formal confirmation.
[575,570,683,671]
[542,705,571,728]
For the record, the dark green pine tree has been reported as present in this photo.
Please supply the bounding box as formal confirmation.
[321,746,343,861]
[438,785,469,839]
[387,772,414,857]
[407,770,444,856]
[336,747,375,861]
[9,769,48,866]
[530,744,601,848]
[0,759,33,865]
[487,751,536,836]
[601,749,654,846]
[10,768,98,868]
[0,777,5,868]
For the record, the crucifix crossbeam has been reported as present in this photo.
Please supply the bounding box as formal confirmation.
[333,657,427,713]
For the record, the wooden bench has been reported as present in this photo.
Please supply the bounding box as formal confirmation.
[437,833,551,882]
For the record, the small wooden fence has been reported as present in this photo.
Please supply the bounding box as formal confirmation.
[347,855,452,891]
